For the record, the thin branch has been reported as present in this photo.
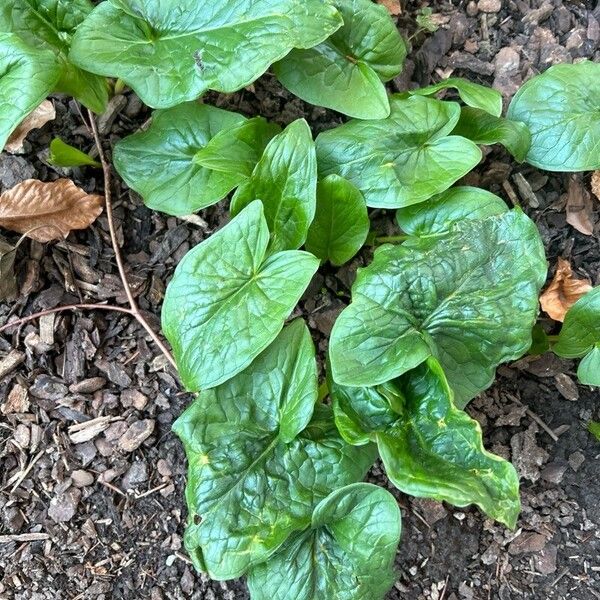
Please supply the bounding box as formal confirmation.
[87,110,178,371]
[0,304,134,334]
[88,112,138,310]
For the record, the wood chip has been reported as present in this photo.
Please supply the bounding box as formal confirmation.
[566,175,595,236]
[2,384,29,414]
[39,313,55,346]
[0,533,50,544]
[118,419,155,452]
[513,172,540,208]
[68,416,114,444]
[0,235,18,301]
[0,350,25,379]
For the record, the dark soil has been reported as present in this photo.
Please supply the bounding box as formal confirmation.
[1,1,600,599]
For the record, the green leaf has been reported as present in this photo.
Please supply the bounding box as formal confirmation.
[331,358,521,528]
[411,78,503,117]
[329,210,547,407]
[113,103,274,216]
[69,0,343,109]
[588,421,600,442]
[231,120,318,252]
[247,483,401,600]
[0,0,108,113]
[577,346,600,387]
[0,33,60,152]
[173,322,376,579]
[451,107,532,162]
[162,200,319,391]
[528,323,550,356]
[274,0,406,120]
[48,137,101,168]
[194,118,281,177]
[396,186,508,237]
[507,61,600,171]
[554,287,600,358]
[316,95,482,208]
[305,175,369,266]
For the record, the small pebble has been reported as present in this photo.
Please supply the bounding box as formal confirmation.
[72,470,94,488]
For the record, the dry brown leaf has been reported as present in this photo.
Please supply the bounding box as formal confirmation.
[540,257,592,322]
[0,179,103,242]
[591,170,600,202]
[377,0,402,15]
[4,101,56,154]
[566,175,595,236]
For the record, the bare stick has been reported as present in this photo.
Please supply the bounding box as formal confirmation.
[87,110,177,371]
[0,304,134,334]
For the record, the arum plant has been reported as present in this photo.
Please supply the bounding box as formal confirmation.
[2,2,600,597]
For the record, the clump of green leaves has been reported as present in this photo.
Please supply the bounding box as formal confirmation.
[3,3,600,597]
[274,0,407,119]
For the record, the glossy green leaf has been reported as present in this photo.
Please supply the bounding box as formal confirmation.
[452,107,531,162]
[231,120,317,252]
[411,77,503,117]
[329,210,547,407]
[577,346,600,387]
[48,137,101,168]
[507,61,600,171]
[316,95,482,208]
[247,483,401,600]
[554,287,600,358]
[305,175,369,266]
[274,0,406,119]
[113,103,275,216]
[162,200,319,391]
[70,0,343,109]
[331,358,520,527]
[173,322,376,579]
[396,186,508,237]
[194,118,281,177]
[0,33,60,152]
[0,0,108,113]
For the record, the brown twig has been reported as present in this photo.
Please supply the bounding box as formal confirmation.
[0,304,134,334]
[87,110,177,371]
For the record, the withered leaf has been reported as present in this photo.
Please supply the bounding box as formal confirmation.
[540,257,592,322]
[4,101,56,154]
[0,235,18,301]
[0,179,103,242]
[566,175,595,236]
